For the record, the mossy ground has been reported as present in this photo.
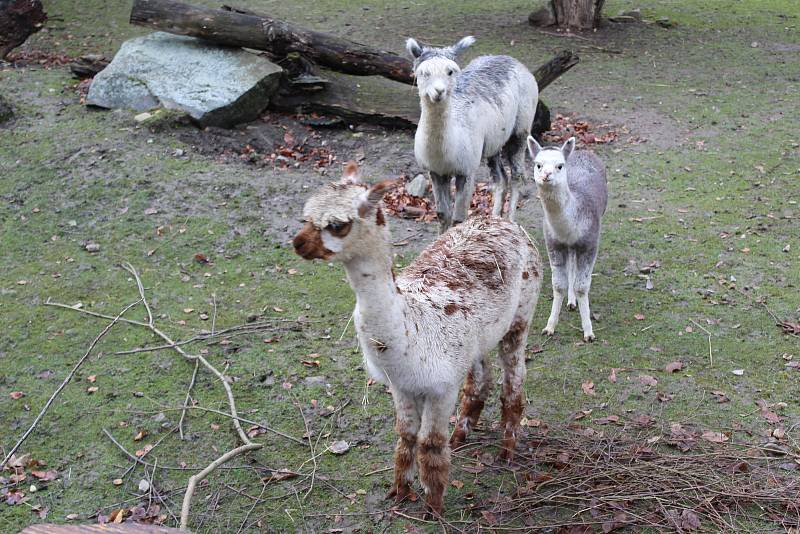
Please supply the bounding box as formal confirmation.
[1,0,798,532]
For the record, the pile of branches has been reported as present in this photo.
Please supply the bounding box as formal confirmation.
[453,428,800,532]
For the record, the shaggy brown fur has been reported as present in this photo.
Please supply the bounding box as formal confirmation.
[417,431,449,516]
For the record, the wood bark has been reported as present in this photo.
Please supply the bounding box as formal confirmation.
[0,0,47,59]
[551,0,605,30]
[129,0,414,84]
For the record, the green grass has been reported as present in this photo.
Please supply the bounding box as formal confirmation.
[2,0,799,532]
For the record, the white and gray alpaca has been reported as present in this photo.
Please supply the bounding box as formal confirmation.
[406,36,539,231]
[527,136,607,342]
[293,162,541,515]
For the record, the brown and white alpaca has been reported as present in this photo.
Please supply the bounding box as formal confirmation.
[293,162,542,516]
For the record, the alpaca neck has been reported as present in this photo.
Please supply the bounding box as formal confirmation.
[539,182,577,234]
[342,238,404,331]
[419,98,452,141]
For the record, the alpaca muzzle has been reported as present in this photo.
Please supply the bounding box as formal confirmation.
[293,223,333,260]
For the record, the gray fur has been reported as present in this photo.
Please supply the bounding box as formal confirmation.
[408,36,539,231]
[528,137,607,341]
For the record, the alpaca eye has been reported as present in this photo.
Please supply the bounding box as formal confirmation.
[326,221,352,237]
[535,163,542,170]
[556,164,564,171]
[447,69,454,76]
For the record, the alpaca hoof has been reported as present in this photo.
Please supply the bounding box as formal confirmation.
[583,333,596,343]
[422,500,443,520]
[449,430,466,448]
[497,448,514,463]
[567,302,577,311]
[386,484,417,504]
[542,327,555,336]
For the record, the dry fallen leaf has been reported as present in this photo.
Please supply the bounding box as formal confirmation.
[31,470,58,482]
[664,361,683,373]
[581,380,596,396]
[9,391,24,400]
[638,374,658,387]
[711,390,730,403]
[86,386,98,394]
[634,313,646,321]
[701,430,729,443]
[451,479,464,489]
[112,478,123,486]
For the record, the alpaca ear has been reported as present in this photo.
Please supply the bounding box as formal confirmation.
[357,179,398,219]
[527,135,542,159]
[561,137,576,160]
[340,160,361,185]
[406,38,423,59]
[452,35,476,56]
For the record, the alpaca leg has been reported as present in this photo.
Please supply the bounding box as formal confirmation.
[430,172,452,233]
[488,154,508,217]
[567,250,577,311]
[498,318,529,461]
[543,241,569,336]
[453,174,475,226]
[450,356,492,447]
[417,390,456,517]
[387,389,421,503]
[575,246,599,342]
[505,133,528,222]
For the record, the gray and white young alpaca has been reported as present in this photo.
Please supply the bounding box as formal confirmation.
[527,136,607,342]
[293,162,541,516]
[406,36,539,231]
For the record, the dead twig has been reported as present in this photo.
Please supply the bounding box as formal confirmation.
[1,299,140,469]
[178,360,199,440]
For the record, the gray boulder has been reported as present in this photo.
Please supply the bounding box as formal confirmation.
[406,174,429,197]
[87,32,283,128]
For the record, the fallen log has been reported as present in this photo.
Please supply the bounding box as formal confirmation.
[0,0,47,60]
[130,0,414,84]
[129,0,578,92]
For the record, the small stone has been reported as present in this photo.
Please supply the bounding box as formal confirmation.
[85,242,100,253]
[750,41,759,48]
[138,479,150,493]
[134,112,153,122]
[173,148,185,157]
[406,174,429,197]
[656,17,673,28]
[303,376,327,387]
[329,440,350,455]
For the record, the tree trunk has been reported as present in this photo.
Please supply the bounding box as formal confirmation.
[552,0,605,30]
[129,0,415,84]
[130,0,578,92]
[0,0,47,59]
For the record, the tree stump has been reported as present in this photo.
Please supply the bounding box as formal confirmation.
[529,0,605,30]
[0,0,47,60]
